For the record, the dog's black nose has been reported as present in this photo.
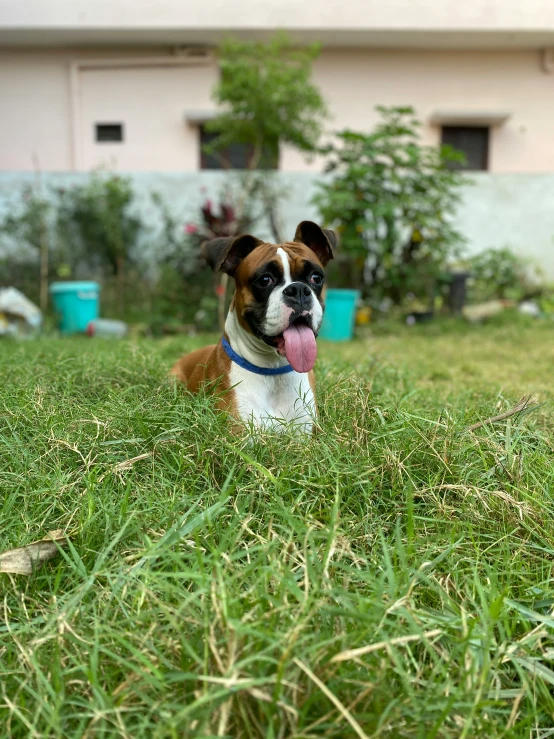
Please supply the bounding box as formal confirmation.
[283,282,311,301]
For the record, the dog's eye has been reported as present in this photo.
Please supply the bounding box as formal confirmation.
[309,272,324,286]
[256,274,275,288]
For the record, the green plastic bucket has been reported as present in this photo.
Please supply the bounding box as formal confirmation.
[49,281,100,335]
[319,288,360,342]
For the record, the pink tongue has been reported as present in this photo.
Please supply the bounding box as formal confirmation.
[282,323,317,373]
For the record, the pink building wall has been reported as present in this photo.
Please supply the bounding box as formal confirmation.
[0,47,553,173]
[0,52,72,171]
[284,48,554,173]
[79,63,217,172]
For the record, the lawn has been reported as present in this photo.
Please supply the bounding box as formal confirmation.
[1,317,554,738]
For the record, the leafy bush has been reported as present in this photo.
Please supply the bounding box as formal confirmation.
[153,187,261,330]
[466,248,544,302]
[2,175,268,326]
[56,174,143,313]
[315,106,468,304]
[0,185,55,312]
[2,175,264,326]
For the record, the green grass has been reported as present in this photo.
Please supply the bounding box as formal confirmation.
[2,318,554,738]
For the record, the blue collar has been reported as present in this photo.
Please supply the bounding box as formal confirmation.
[221,337,294,376]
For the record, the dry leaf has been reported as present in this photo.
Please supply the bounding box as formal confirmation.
[0,529,69,575]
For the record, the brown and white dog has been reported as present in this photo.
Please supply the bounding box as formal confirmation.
[170,221,336,433]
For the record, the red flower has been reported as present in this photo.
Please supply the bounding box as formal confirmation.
[215,284,226,296]
[184,223,198,234]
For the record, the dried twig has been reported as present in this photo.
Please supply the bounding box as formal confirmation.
[468,395,538,432]
[294,658,369,739]
[112,452,153,473]
[330,629,443,664]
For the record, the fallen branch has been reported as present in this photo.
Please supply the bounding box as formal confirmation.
[468,395,538,432]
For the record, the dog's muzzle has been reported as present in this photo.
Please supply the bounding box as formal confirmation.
[282,281,313,312]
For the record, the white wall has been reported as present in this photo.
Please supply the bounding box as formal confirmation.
[1,172,553,278]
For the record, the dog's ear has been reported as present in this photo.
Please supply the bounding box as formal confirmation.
[294,221,336,266]
[202,235,264,276]
[201,237,233,271]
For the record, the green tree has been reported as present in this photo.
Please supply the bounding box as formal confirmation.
[315,106,468,305]
[207,34,327,168]
[205,34,328,241]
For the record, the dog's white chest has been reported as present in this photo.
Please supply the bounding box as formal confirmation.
[229,365,315,433]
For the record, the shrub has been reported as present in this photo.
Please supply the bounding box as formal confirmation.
[56,174,143,314]
[314,106,468,304]
[154,187,260,330]
[0,185,55,312]
[466,247,544,302]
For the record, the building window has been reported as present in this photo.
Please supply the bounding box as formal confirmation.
[95,123,124,143]
[199,125,277,170]
[441,126,489,171]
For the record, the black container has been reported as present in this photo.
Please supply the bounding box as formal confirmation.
[447,271,471,315]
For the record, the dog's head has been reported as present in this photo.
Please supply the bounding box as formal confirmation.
[202,221,336,372]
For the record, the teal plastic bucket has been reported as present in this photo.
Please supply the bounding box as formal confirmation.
[49,281,100,334]
[319,288,360,342]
